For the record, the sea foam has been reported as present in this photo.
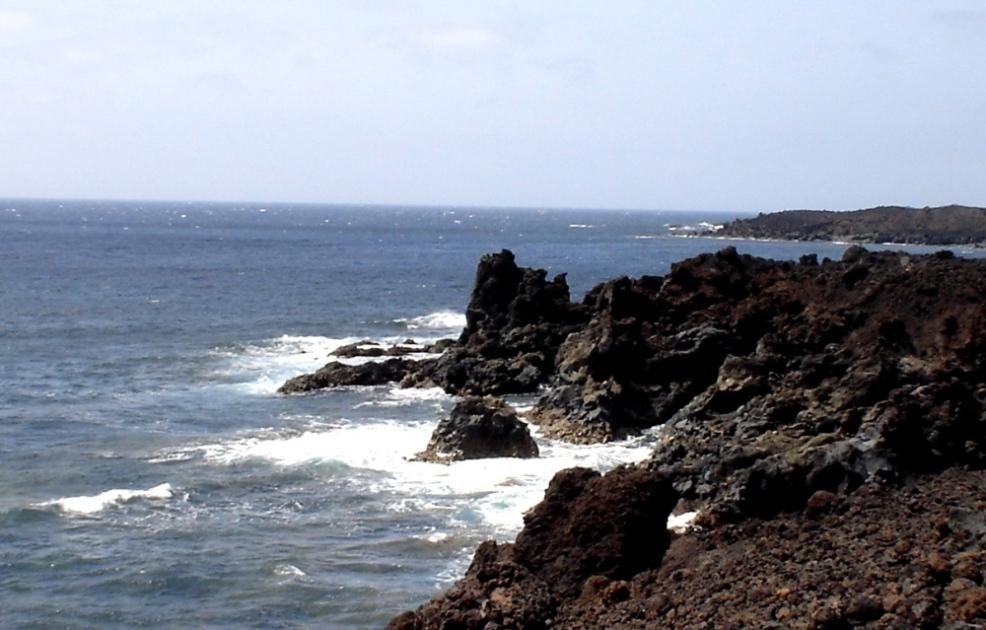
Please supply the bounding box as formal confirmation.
[42,483,174,515]
[195,419,658,538]
[208,334,442,395]
[395,310,466,331]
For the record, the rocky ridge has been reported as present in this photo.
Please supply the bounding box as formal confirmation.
[709,204,986,246]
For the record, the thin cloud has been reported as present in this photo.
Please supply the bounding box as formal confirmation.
[0,9,32,33]
[931,9,986,30]
[410,27,499,50]
[62,47,102,66]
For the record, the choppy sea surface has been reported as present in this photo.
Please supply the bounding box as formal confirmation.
[2,200,980,628]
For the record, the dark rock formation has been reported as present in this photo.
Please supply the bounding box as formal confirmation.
[518,247,986,521]
[277,358,415,393]
[388,467,676,629]
[413,396,538,463]
[333,340,422,358]
[527,246,767,442]
[710,204,986,245]
[280,249,589,396]
[402,249,590,395]
[641,247,986,520]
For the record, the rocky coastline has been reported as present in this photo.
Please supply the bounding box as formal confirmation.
[281,247,986,628]
[708,205,986,247]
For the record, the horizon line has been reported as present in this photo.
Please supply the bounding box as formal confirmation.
[0,194,757,215]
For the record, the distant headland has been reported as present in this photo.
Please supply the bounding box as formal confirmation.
[707,204,986,246]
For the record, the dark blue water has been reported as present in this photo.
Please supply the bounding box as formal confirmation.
[2,200,978,628]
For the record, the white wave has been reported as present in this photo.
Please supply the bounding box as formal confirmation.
[208,334,439,395]
[273,564,306,577]
[663,222,722,234]
[196,419,658,539]
[568,224,596,229]
[145,452,197,464]
[632,234,661,240]
[42,483,174,515]
[207,335,359,394]
[330,352,441,369]
[354,386,452,409]
[396,310,466,331]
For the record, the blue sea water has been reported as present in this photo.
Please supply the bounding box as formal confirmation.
[2,200,980,628]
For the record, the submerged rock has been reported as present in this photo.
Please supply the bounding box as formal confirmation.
[413,396,538,463]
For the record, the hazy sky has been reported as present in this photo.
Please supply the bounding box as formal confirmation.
[1,1,984,211]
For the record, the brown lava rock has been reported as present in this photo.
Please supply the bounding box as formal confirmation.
[388,466,677,629]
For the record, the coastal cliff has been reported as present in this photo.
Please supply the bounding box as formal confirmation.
[710,205,986,246]
[281,248,986,627]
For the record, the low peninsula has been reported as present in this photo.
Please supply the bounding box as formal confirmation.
[709,204,986,246]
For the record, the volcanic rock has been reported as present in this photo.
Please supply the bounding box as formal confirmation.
[388,246,986,628]
[402,249,590,395]
[413,396,538,463]
[281,249,589,396]
[388,466,677,629]
[546,468,986,629]
[333,340,422,358]
[277,358,415,393]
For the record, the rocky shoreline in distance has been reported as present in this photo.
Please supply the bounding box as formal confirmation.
[281,247,986,628]
[707,205,986,247]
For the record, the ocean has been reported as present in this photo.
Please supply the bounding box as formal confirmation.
[1,200,978,628]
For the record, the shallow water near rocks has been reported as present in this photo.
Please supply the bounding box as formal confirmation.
[3,200,979,627]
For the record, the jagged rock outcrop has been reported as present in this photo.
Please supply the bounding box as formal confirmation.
[519,247,986,522]
[403,249,590,395]
[710,204,986,245]
[642,247,986,520]
[413,396,538,463]
[277,358,415,393]
[388,467,677,629]
[280,249,589,396]
[527,246,770,442]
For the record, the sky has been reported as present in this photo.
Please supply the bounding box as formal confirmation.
[1,1,984,211]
